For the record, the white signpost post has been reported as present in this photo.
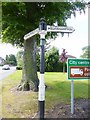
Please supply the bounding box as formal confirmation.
[24,20,75,119]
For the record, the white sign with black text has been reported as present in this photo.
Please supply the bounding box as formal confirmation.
[24,25,75,40]
[47,25,75,33]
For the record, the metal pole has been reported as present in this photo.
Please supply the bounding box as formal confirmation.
[71,80,74,114]
[38,38,45,119]
[38,18,47,120]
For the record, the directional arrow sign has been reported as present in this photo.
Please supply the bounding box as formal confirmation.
[47,25,75,33]
[24,25,75,40]
[24,28,39,40]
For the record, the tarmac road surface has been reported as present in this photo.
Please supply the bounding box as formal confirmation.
[0,66,16,81]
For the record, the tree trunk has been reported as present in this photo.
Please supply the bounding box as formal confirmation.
[17,37,39,91]
[63,62,65,73]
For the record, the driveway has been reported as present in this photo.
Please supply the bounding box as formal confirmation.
[0,66,16,81]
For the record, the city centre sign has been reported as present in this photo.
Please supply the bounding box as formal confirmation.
[67,58,90,80]
[67,58,90,114]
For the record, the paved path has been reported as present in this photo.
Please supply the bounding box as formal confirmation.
[0,66,16,81]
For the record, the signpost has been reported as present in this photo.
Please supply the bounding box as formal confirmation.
[24,26,75,41]
[38,18,47,120]
[24,19,75,119]
[47,25,75,33]
[24,28,39,40]
[67,58,90,114]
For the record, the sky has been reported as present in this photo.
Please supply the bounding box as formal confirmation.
[0,43,21,58]
[51,7,88,58]
[0,6,88,59]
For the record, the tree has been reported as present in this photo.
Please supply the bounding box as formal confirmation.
[80,46,90,58]
[5,55,10,64]
[16,50,23,67]
[45,47,59,72]
[5,54,17,66]
[2,2,86,91]
[60,48,67,73]
[37,47,66,72]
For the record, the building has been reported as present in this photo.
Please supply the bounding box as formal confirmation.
[59,54,76,62]
[66,55,76,59]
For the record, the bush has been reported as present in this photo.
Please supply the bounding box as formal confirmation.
[0,64,3,66]
[45,62,67,72]
[16,66,22,70]
[36,47,67,72]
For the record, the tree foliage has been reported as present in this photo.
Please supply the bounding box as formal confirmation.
[45,47,59,71]
[37,47,66,72]
[2,2,86,91]
[16,50,23,67]
[5,54,17,66]
[80,46,90,58]
[2,2,86,46]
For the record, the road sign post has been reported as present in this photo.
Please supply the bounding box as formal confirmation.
[38,18,47,120]
[71,80,74,114]
[67,58,90,114]
[24,20,75,119]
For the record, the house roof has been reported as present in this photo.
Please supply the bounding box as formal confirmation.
[59,54,76,62]
[66,55,76,58]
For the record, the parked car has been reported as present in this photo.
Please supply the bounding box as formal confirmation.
[2,65,10,70]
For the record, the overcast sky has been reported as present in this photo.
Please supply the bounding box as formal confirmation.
[51,7,88,58]
[0,6,88,59]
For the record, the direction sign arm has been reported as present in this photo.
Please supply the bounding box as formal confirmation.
[24,28,39,40]
[24,25,75,40]
[47,25,75,33]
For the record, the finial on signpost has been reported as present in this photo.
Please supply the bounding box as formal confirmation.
[39,18,47,31]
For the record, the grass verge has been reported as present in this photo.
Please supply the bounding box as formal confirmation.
[0,70,89,118]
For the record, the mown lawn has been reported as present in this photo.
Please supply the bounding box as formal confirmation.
[0,70,89,118]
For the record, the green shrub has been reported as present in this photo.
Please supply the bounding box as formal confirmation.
[36,47,67,72]
[16,66,22,70]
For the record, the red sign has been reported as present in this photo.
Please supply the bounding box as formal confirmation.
[70,66,90,78]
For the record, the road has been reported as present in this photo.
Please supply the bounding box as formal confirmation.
[0,66,16,81]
